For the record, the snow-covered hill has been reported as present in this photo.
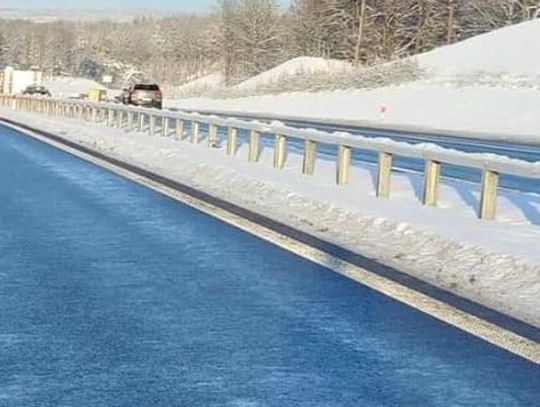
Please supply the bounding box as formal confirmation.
[416,19,540,77]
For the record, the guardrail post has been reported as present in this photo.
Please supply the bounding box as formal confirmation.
[149,115,156,135]
[423,160,441,207]
[107,108,114,127]
[377,151,392,198]
[191,121,200,143]
[176,119,184,140]
[117,110,123,128]
[127,111,133,129]
[336,145,351,185]
[273,134,287,169]
[248,130,260,162]
[162,117,170,137]
[302,139,317,175]
[208,124,218,147]
[138,112,145,132]
[227,127,237,155]
[479,169,499,220]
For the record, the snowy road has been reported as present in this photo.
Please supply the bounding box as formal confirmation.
[174,109,540,194]
[1,125,539,405]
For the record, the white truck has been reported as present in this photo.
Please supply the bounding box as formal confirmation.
[2,67,43,95]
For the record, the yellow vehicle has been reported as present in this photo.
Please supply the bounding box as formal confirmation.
[88,89,107,103]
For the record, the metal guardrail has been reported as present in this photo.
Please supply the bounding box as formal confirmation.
[1,94,539,221]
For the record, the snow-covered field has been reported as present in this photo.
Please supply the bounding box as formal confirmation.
[169,19,540,143]
[1,107,538,327]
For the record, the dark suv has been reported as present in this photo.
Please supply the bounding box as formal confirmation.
[123,83,162,109]
[22,84,51,97]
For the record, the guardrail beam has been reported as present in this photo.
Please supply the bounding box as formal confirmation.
[1,94,536,228]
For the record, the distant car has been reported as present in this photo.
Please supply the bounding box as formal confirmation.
[122,83,162,109]
[68,93,87,100]
[22,84,51,97]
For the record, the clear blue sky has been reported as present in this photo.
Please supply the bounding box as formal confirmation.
[2,0,291,12]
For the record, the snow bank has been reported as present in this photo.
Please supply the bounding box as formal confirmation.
[43,77,106,98]
[417,19,540,77]
[168,84,540,143]
[235,57,352,91]
[170,73,225,98]
[1,107,539,327]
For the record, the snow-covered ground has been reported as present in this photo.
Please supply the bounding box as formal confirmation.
[43,77,106,98]
[168,85,540,143]
[1,107,539,327]
[169,19,540,143]
[235,57,352,92]
[415,19,540,77]
[168,73,225,98]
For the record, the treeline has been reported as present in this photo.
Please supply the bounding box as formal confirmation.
[0,15,216,85]
[0,0,538,86]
